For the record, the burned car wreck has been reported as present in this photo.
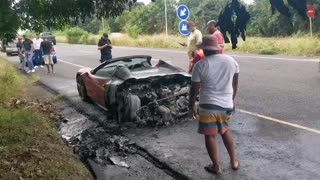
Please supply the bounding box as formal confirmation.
[76,55,191,126]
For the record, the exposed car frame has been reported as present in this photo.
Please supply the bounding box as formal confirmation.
[76,55,191,124]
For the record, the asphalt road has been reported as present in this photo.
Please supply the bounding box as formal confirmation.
[5,43,320,179]
[53,43,320,130]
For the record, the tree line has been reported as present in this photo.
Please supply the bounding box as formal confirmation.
[1,0,320,41]
[79,0,320,37]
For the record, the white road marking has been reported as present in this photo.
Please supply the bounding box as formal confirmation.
[238,109,320,134]
[58,44,320,62]
[58,59,87,68]
[232,55,319,62]
[114,46,319,62]
[57,58,320,134]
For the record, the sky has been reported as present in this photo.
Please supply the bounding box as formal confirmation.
[137,0,254,5]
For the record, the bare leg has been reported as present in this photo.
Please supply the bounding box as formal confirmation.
[51,64,54,73]
[205,135,222,173]
[46,64,50,73]
[221,130,239,169]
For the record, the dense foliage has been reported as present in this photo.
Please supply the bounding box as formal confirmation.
[100,0,320,37]
[1,0,320,41]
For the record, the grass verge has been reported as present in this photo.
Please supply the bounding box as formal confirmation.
[0,57,92,179]
[55,33,320,57]
[230,36,320,56]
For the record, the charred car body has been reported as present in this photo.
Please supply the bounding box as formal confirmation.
[76,55,191,126]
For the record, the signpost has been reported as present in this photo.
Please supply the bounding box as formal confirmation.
[307,5,316,37]
[177,5,190,36]
[177,5,190,20]
[179,20,191,36]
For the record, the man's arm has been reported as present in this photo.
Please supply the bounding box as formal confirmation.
[232,73,239,100]
[189,62,202,118]
[189,81,201,108]
[20,43,24,54]
[31,44,34,52]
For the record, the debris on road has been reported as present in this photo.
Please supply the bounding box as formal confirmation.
[73,127,137,166]
[109,156,129,168]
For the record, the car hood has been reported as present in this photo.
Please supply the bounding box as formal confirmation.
[129,67,190,79]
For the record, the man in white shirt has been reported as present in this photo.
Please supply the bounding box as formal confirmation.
[180,21,202,72]
[189,35,240,174]
[33,34,44,68]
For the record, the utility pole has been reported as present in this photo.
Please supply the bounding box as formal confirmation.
[102,17,105,32]
[164,0,168,37]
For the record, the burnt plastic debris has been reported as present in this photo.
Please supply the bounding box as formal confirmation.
[217,0,250,49]
[74,127,136,166]
[270,0,307,20]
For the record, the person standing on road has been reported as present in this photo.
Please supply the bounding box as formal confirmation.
[32,34,44,68]
[40,38,54,74]
[181,21,202,72]
[16,37,25,70]
[189,35,240,174]
[98,33,112,63]
[207,20,225,54]
[189,49,205,73]
[21,35,35,73]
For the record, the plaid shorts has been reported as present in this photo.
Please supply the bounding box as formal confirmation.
[198,104,234,135]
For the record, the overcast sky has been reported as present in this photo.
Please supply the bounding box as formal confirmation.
[137,0,254,5]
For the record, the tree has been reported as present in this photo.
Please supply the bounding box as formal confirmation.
[0,0,20,40]
[0,0,136,34]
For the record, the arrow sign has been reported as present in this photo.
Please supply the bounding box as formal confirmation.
[177,5,190,20]
[179,20,191,36]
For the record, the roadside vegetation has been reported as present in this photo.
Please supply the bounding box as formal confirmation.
[49,0,320,57]
[54,28,320,56]
[0,57,92,179]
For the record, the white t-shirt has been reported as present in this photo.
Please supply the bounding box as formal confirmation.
[191,54,239,108]
[33,38,43,50]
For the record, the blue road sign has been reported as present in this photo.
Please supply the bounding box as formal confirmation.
[179,20,190,36]
[177,5,190,20]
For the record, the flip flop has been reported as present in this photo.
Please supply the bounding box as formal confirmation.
[204,164,223,174]
[231,160,240,170]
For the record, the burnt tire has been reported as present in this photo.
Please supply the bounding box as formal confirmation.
[77,76,90,102]
[117,94,141,123]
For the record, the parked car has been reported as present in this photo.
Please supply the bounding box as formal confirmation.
[5,40,19,56]
[40,32,56,45]
[76,55,191,124]
[0,40,4,52]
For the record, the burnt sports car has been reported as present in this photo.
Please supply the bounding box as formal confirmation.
[76,55,191,125]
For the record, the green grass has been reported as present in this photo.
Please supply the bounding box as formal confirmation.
[0,58,24,104]
[228,36,320,56]
[111,34,186,49]
[56,32,320,57]
[0,108,92,180]
[0,58,92,179]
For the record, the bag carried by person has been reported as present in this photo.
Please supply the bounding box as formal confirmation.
[50,47,58,64]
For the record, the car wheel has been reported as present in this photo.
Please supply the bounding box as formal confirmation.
[117,94,141,123]
[77,76,90,102]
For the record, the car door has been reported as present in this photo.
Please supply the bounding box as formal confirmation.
[85,62,118,107]
[84,72,111,107]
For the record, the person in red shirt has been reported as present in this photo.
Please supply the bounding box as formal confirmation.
[189,49,205,73]
[207,20,225,54]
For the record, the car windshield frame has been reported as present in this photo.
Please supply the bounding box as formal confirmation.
[92,55,152,78]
